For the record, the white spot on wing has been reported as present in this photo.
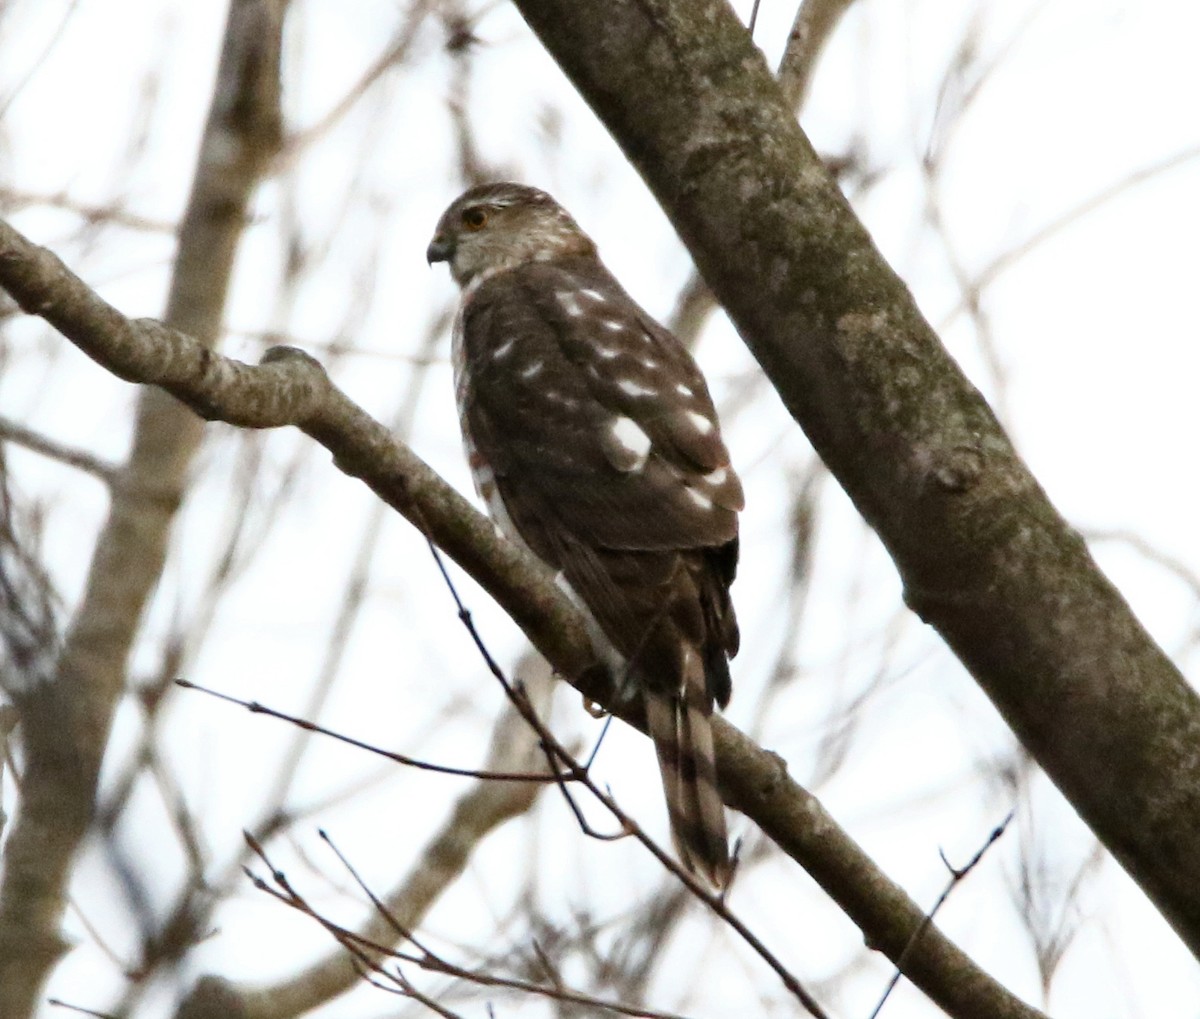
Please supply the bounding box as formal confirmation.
[558,291,584,317]
[580,288,606,302]
[493,337,516,360]
[686,410,714,435]
[618,379,657,398]
[610,416,653,469]
[675,383,693,397]
[704,467,728,485]
[520,360,544,379]
[640,358,659,370]
[685,487,714,510]
[597,347,621,360]
[602,319,625,332]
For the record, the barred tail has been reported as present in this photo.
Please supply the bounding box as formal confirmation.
[644,651,730,889]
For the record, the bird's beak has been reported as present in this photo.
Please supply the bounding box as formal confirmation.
[426,234,453,265]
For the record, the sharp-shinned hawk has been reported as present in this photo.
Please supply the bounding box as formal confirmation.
[427,182,742,887]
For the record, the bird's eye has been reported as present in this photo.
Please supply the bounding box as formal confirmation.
[462,207,489,230]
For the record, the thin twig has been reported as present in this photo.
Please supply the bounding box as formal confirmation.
[243,833,695,1019]
[278,0,434,165]
[318,829,437,957]
[175,679,561,784]
[46,1000,120,1019]
[538,730,629,841]
[583,713,615,770]
[868,812,1015,1019]
[0,187,177,234]
[748,0,763,36]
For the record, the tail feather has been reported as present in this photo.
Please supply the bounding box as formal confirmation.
[644,651,730,889]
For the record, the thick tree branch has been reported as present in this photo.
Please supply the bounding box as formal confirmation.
[0,217,1046,1019]
[510,0,1200,959]
[0,2,284,1015]
[669,0,855,345]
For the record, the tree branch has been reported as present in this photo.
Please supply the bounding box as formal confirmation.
[0,415,119,484]
[0,215,1046,1019]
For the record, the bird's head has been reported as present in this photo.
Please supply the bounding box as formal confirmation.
[427,182,596,287]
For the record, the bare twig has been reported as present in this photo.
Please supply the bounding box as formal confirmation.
[939,145,1200,333]
[0,188,177,234]
[243,833,693,1019]
[0,0,82,122]
[46,1000,120,1019]
[175,679,562,784]
[1083,529,1200,605]
[188,657,559,1019]
[279,0,434,164]
[869,813,1015,1019]
[777,0,859,113]
[748,0,763,36]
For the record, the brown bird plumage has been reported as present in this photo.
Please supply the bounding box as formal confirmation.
[428,182,741,887]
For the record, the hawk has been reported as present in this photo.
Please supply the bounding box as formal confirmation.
[427,182,742,887]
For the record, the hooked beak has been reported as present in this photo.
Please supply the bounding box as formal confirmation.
[426,234,453,265]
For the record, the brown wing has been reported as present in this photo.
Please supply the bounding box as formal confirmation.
[459,257,739,703]
[460,256,742,552]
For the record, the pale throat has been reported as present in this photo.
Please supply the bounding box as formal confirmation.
[452,224,590,287]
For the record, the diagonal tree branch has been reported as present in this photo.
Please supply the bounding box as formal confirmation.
[509,0,1200,961]
[0,215,1046,1019]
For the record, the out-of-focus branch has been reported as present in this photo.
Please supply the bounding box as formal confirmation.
[939,143,1200,332]
[278,0,433,164]
[0,187,177,234]
[777,0,859,113]
[0,414,119,483]
[0,217,1047,1019]
[0,703,16,837]
[511,0,1200,965]
[0,2,285,1015]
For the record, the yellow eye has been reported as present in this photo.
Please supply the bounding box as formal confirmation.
[462,207,489,230]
